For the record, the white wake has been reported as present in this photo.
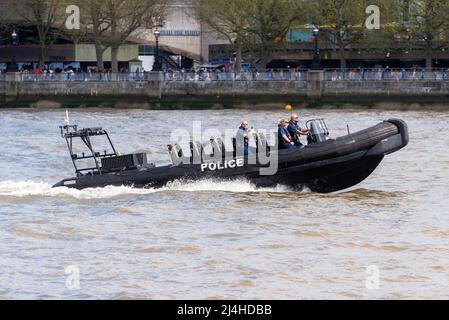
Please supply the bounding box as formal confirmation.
[0,179,292,200]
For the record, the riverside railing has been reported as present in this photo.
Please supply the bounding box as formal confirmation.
[0,72,151,82]
[163,70,309,81]
[2,68,449,82]
[324,68,449,81]
[0,70,309,82]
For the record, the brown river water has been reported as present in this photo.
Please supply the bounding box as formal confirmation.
[0,108,448,299]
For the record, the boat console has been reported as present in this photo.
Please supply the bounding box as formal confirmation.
[307,119,330,144]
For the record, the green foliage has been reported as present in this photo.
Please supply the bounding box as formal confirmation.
[197,0,449,68]
[74,0,168,72]
[195,0,301,69]
[409,0,449,47]
[194,0,249,44]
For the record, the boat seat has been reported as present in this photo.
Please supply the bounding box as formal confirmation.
[201,140,214,160]
[232,138,237,157]
[167,144,187,166]
[210,137,225,159]
[256,132,270,155]
[190,141,202,164]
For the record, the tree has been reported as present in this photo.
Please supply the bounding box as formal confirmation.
[244,0,300,70]
[358,0,398,59]
[18,0,66,70]
[196,0,300,71]
[371,0,449,69]
[194,0,252,73]
[310,0,370,69]
[74,0,110,71]
[408,0,449,69]
[100,0,168,73]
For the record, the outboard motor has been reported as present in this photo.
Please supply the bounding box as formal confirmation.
[307,119,330,144]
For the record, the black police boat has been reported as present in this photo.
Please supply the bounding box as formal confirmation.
[53,117,409,193]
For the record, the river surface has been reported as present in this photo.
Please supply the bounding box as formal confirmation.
[0,108,448,300]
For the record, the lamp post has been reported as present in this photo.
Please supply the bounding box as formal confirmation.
[153,29,162,72]
[147,17,166,72]
[311,26,321,70]
[10,29,19,72]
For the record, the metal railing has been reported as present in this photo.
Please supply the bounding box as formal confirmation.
[0,72,150,82]
[163,70,309,81]
[2,68,449,82]
[324,68,449,81]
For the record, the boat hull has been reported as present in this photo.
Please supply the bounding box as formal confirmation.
[53,119,409,193]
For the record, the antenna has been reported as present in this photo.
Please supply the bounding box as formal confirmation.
[64,110,70,126]
[60,110,78,138]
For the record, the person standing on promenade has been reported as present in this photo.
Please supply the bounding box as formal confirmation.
[33,66,39,81]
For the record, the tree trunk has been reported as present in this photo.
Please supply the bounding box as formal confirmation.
[425,55,433,70]
[95,42,105,72]
[39,41,45,70]
[425,39,433,71]
[259,46,269,72]
[90,7,104,72]
[111,45,119,73]
[236,45,243,73]
[425,50,433,80]
[339,45,346,69]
